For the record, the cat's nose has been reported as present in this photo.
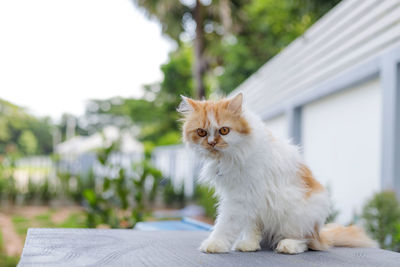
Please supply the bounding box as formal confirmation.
[208,141,216,147]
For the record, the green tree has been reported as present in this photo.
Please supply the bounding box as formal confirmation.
[57,114,89,139]
[133,0,340,95]
[18,130,38,155]
[86,46,194,151]
[132,0,246,99]
[85,1,341,149]
[215,0,341,93]
[0,99,53,157]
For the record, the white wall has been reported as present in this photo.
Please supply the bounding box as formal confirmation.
[302,78,381,223]
[264,115,288,140]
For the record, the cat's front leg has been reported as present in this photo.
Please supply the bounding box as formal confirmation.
[199,211,243,253]
[234,223,262,252]
[199,234,232,253]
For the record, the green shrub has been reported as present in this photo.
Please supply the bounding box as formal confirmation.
[82,143,162,228]
[361,191,400,251]
[64,172,96,203]
[194,184,217,220]
[162,180,185,208]
[38,178,52,203]
[26,177,39,202]
[0,177,6,200]
[21,177,53,204]
[6,177,17,204]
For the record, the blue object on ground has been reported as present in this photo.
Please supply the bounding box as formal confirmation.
[134,217,212,231]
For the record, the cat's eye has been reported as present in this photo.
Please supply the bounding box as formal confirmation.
[197,128,207,137]
[219,127,230,135]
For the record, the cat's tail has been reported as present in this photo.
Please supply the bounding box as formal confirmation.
[309,223,377,250]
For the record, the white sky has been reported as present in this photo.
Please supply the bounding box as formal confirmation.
[0,0,173,120]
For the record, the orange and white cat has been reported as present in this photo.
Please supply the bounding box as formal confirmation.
[178,93,376,254]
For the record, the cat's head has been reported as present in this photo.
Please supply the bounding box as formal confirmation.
[178,93,251,157]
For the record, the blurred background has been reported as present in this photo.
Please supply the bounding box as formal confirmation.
[1,0,400,264]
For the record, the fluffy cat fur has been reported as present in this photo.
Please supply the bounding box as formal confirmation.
[178,93,376,254]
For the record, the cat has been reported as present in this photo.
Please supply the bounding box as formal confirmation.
[178,93,376,254]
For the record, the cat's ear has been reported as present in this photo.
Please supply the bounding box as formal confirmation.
[177,95,199,113]
[227,93,243,115]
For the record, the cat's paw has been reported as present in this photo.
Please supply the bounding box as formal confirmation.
[275,239,308,254]
[235,239,261,252]
[199,238,230,253]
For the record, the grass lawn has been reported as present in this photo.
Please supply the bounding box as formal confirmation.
[0,232,19,267]
[12,209,86,240]
[0,205,86,267]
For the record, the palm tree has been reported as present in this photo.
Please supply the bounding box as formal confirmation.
[132,0,239,99]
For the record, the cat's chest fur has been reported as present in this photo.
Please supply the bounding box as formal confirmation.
[214,160,233,177]
[203,152,266,195]
[202,146,305,211]
[207,157,248,180]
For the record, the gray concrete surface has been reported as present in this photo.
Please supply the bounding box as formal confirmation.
[18,228,400,267]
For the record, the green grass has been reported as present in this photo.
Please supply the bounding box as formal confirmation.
[0,231,5,252]
[4,208,87,267]
[0,231,19,267]
[0,253,19,267]
[57,213,86,228]
[34,212,56,228]
[12,210,87,238]
[11,216,30,236]
[12,212,54,241]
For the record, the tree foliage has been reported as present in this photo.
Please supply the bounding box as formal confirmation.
[84,46,194,152]
[133,0,340,94]
[0,99,53,157]
[86,0,340,148]
[214,0,341,93]
[133,0,252,98]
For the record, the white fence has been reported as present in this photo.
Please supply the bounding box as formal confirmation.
[10,152,143,188]
[13,156,55,189]
[152,145,201,197]
[58,152,143,179]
